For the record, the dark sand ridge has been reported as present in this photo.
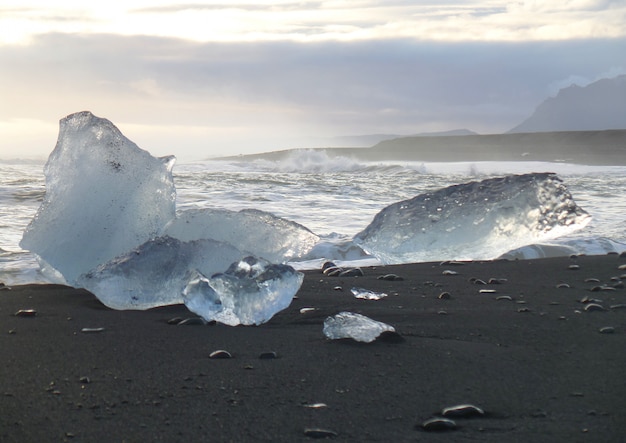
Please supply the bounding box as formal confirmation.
[218,129,626,166]
[1,254,625,442]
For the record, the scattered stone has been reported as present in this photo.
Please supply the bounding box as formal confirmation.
[177,317,207,326]
[303,427,338,438]
[579,295,602,304]
[479,289,497,294]
[488,278,505,284]
[339,268,364,277]
[438,292,451,300]
[599,327,615,334]
[378,273,404,281]
[441,404,485,418]
[332,286,342,291]
[584,303,606,312]
[612,281,624,289]
[610,304,626,310]
[496,295,513,301]
[302,403,327,409]
[80,327,105,333]
[167,317,183,325]
[421,417,457,431]
[442,270,459,276]
[259,351,278,359]
[377,330,405,343]
[209,350,232,359]
[14,309,37,317]
[568,264,580,270]
[589,286,615,292]
[440,260,466,266]
[79,376,91,384]
[470,278,487,285]
[584,278,601,283]
[619,251,626,258]
[518,307,530,312]
[556,283,570,289]
[618,264,626,270]
[300,307,317,313]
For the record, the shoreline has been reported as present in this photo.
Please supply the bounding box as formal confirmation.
[1,254,625,442]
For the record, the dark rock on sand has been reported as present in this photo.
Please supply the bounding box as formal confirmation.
[209,350,232,359]
[420,417,457,431]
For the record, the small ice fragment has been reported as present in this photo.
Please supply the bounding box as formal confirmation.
[350,287,388,300]
[323,312,395,343]
[81,327,105,333]
[183,256,304,326]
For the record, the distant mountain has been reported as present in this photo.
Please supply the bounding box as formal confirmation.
[509,75,626,133]
[414,129,477,137]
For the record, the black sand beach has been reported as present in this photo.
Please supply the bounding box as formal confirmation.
[2,254,625,442]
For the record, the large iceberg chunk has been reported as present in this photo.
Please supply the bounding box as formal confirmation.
[20,111,176,285]
[354,173,591,264]
[165,208,319,263]
[323,312,396,343]
[182,256,304,326]
[76,236,243,310]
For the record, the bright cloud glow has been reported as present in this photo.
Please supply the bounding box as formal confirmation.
[1,1,625,45]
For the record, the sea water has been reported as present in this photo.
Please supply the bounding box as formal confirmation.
[1,150,625,285]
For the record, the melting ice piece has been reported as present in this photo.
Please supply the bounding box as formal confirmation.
[323,312,395,343]
[165,208,319,263]
[183,256,304,326]
[350,287,388,300]
[20,111,176,285]
[354,173,591,264]
[76,236,242,310]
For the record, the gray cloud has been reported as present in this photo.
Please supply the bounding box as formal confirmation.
[1,33,625,159]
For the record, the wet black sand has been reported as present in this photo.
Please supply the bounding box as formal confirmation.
[1,254,625,442]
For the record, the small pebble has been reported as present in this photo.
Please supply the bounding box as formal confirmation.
[80,327,105,333]
[584,278,601,283]
[496,295,513,301]
[556,283,570,289]
[302,403,327,409]
[479,289,496,294]
[441,404,485,418]
[167,317,183,325]
[14,309,37,317]
[610,304,626,310]
[584,303,605,312]
[488,278,504,285]
[579,295,602,304]
[440,260,466,266]
[177,318,207,326]
[471,278,487,285]
[378,274,404,281]
[568,264,580,270]
[339,268,363,277]
[332,286,342,291]
[303,427,338,438]
[599,326,615,334]
[421,417,457,431]
[518,307,530,313]
[438,292,451,300]
[259,351,278,359]
[300,307,317,313]
[442,270,458,276]
[618,264,626,270]
[79,376,91,384]
[209,350,232,359]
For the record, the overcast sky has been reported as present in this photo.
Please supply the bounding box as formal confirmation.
[1,1,625,161]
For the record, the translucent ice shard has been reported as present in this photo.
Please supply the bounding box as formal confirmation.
[183,256,304,326]
[323,312,395,343]
[165,208,319,263]
[20,111,176,285]
[354,173,591,264]
[76,236,242,310]
[350,287,388,300]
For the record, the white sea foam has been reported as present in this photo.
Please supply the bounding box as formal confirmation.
[2,146,625,285]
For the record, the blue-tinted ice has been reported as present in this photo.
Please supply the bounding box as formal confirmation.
[354,173,591,264]
[76,236,243,310]
[20,111,176,285]
[165,208,318,263]
[182,256,304,326]
[323,312,395,343]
